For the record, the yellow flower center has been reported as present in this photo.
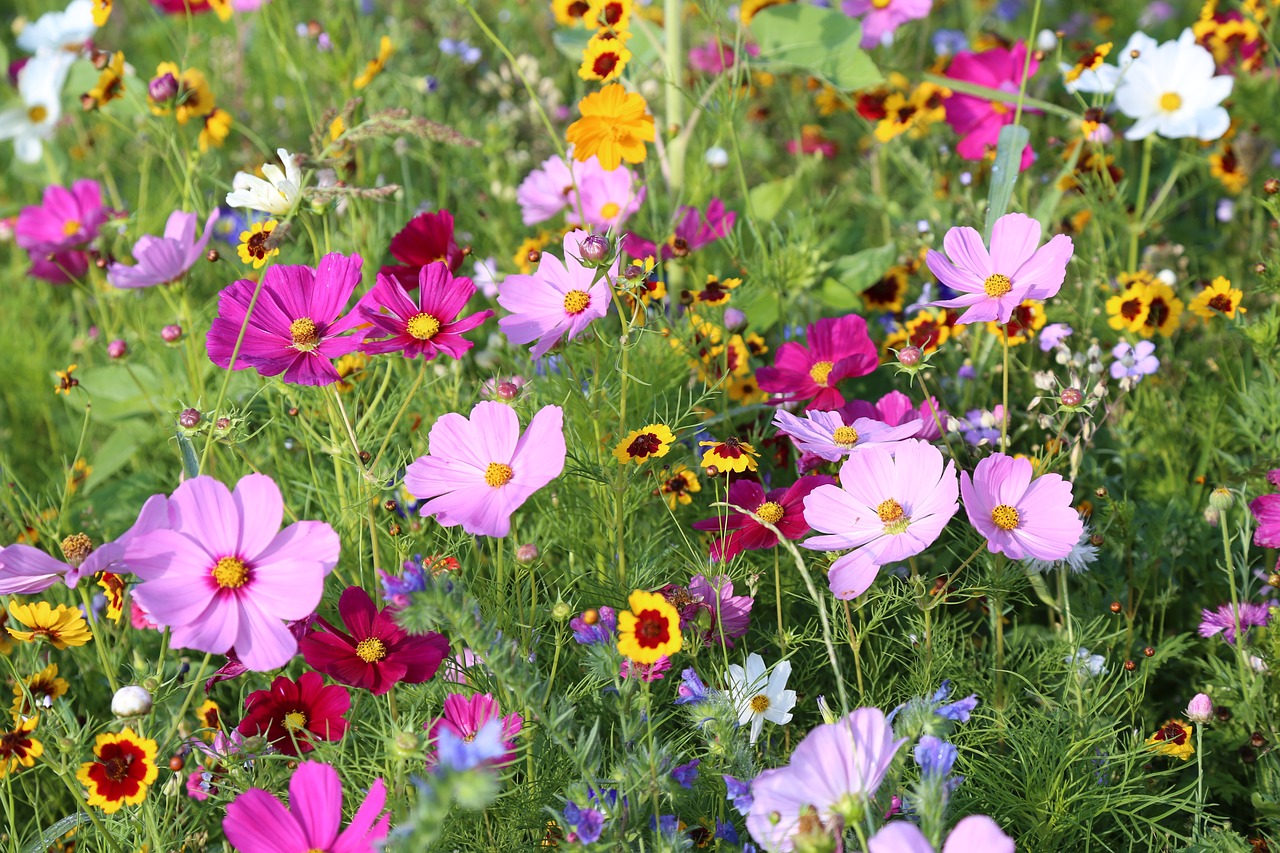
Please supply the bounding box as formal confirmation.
[600,202,621,220]
[405,312,441,341]
[485,462,514,487]
[60,533,94,567]
[756,501,785,524]
[991,504,1021,530]
[750,694,771,713]
[354,637,388,663]
[27,105,48,124]
[563,289,591,315]
[1159,92,1182,112]
[877,499,904,523]
[62,219,81,237]
[983,274,1013,298]
[832,426,859,447]
[289,317,320,351]
[809,360,834,386]
[283,711,307,731]
[211,556,249,589]
[871,0,892,6]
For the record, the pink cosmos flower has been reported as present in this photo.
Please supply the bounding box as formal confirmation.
[622,198,736,260]
[576,160,645,232]
[944,42,1039,170]
[404,401,566,537]
[206,253,364,386]
[223,761,390,853]
[15,179,110,283]
[299,586,449,695]
[357,261,493,360]
[693,476,835,562]
[497,230,618,359]
[747,708,907,853]
[773,409,921,462]
[756,315,879,410]
[841,390,946,442]
[804,440,959,600]
[1250,485,1280,549]
[620,656,671,681]
[960,453,1083,561]
[689,40,737,74]
[107,209,220,289]
[842,0,932,49]
[518,153,578,225]
[425,693,524,767]
[380,209,465,288]
[124,474,340,672]
[928,213,1074,325]
[869,815,1014,853]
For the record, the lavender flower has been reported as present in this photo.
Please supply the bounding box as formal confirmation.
[1199,602,1271,645]
[671,758,700,789]
[569,606,617,645]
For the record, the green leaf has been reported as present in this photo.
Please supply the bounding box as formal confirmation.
[819,243,898,309]
[749,5,882,91]
[60,364,161,422]
[747,176,795,222]
[736,286,780,332]
[984,124,1030,240]
[82,425,149,494]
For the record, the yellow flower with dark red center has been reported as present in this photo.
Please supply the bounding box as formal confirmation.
[335,353,369,394]
[0,716,42,776]
[699,437,759,474]
[76,727,159,813]
[613,424,676,464]
[1189,276,1246,320]
[55,364,79,395]
[687,274,742,307]
[553,0,593,25]
[354,36,394,90]
[238,220,280,269]
[659,465,701,509]
[566,84,655,171]
[1146,719,1194,761]
[616,590,682,664]
[1065,42,1113,83]
[586,0,632,30]
[12,664,69,720]
[199,108,232,153]
[740,0,792,23]
[579,31,632,82]
[67,458,92,494]
[727,374,768,404]
[744,332,768,358]
[1139,280,1184,338]
[862,265,910,312]
[85,52,126,110]
[904,309,951,353]
[986,300,1046,346]
[514,232,553,274]
[98,573,125,622]
[149,63,215,125]
[1209,145,1248,194]
[6,600,93,649]
[1106,279,1151,333]
[196,699,221,738]
[92,0,112,26]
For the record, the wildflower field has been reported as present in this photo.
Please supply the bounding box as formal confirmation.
[3,0,1280,849]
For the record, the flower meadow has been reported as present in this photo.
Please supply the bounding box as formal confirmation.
[5,0,1280,851]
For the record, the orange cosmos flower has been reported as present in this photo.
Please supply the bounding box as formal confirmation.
[566,84,654,170]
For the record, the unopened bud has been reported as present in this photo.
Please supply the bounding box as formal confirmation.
[1185,693,1213,724]
[897,346,922,367]
[148,72,180,104]
[1209,487,1234,511]
[107,339,127,359]
[578,235,609,264]
[215,416,231,431]
[551,601,572,621]
[111,685,154,718]
[515,543,539,564]
[179,408,201,429]
[206,249,220,263]
[1060,387,1084,407]
[1265,177,1280,195]
[161,324,183,343]
[496,381,520,401]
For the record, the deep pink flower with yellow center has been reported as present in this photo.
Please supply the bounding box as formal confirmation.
[756,315,879,410]
[425,693,524,767]
[124,474,340,672]
[237,672,350,757]
[693,476,834,562]
[299,586,449,695]
[943,42,1039,170]
[380,209,465,288]
[357,262,494,361]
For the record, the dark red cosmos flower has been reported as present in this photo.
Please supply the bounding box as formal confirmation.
[237,672,350,756]
[380,209,465,288]
[300,586,450,695]
[693,475,834,562]
[756,315,879,411]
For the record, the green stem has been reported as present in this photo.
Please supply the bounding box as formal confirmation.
[663,0,685,196]
[1011,0,1042,129]
[1000,329,1010,452]
[78,585,119,693]
[1195,722,1205,835]
[1221,511,1254,705]
[923,75,1080,121]
[1129,136,1155,271]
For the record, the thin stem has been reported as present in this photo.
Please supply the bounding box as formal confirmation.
[663,0,686,196]
[1221,511,1253,702]
[1011,0,1042,128]
[774,550,785,652]
[1129,136,1155,271]
[1195,722,1205,835]
[1000,330,1011,452]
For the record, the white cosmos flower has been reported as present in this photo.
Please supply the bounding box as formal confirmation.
[727,653,796,744]
[1115,29,1232,141]
[1060,31,1157,95]
[16,0,97,53]
[225,148,305,215]
[0,52,74,164]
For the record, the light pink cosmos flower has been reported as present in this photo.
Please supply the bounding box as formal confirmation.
[773,408,921,462]
[575,160,645,232]
[357,261,494,360]
[928,213,1073,325]
[107,209,220,289]
[841,390,946,442]
[223,762,390,853]
[868,815,1015,853]
[517,153,577,225]
[425,693,524,767]
[497,230,618,359]
[125,474,340,672]
[404,401,566,538]
[747,708,907,852]
[960,453,1083,561]
[206,253,364,386]
[803,440,959,600]
[842,0,932,49]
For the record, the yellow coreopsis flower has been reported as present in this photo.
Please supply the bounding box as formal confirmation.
[1146,719,1194,761]
[616,590,682,664]
[85,51,125,110]
[77,728,159,813]
[0,717,42,777]
[6,600,93,649]
[699,438,760,474]
[238,220,280,269]
[579,32,632,82]
[354,36,394,90]
[12,663,69,720]
[199,108,232,153]
[92,0,112,26]
[1189,276,1246,321]
[613,424,676,464]
[566,84,654,171]
[149,63,215,125]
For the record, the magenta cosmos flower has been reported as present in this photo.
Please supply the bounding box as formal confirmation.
[960,453,1082,562]
[379,209,464,288]
[804,440,959,600]
[747,708,906,853]
[357,261,493,360]
[842,390,945,442]
[928,213,1073,325]
[693,475,834,562]
[869,815,1014,853]
[107,209,220,289]
[223,761,390,853]
[773,409,921,462]
[842,0,931,48]
[404,401,566,538]
[426,693,524,767]
[497,230,618,359]
[124,474,340,671]
[300,586,449,695]
[756,315,879,410]
[622,198,736,260]
[944,42,1039,170]
[1250,482,1280,548]
[207,253,364,386]
[16,179,110,283]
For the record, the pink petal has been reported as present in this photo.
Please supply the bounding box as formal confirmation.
[942,815,1015,853]
[942,226,992,279]
[234,474,285,558]
[288,762,343,850]
[988,213,1041,276]
[223,788,308,853]
[169,477,241,557]
[868,822,933,853]
[1014,233,1074,301]
[332,779,390,853]
[827,547,884,599]
[234,596,301,671]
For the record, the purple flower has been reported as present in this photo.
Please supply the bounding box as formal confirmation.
[569,804,605,844]
[1199,602,1270,645]
[955,406,1003,446]
[716,820,740,843]
[622,198,736,260]
[661,575,754,646]
[570,606,617,645]
[107,209,220,289]
[914,735,957,778]
[1250,490,1280,549]
[15,179,111,284]
[379,555,432,608]
[724,775,753,815]
[1039,322,1073,351]
[435,718,507,771]
[933,681,979,723]
[671,758,700,789]
[1110,340,1159,381]
[773,409,920,462]
[356,262,494,361]
[840,391,946,443]
[676,668,712,706]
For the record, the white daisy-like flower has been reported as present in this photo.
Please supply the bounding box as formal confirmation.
[726,652,796,744]
[1066,647,1106,678]
[16,0,96,54]
[0,52,74,164]
[1060,31,1157,95]
[225,148,304,215]
[1115,28,1232,142]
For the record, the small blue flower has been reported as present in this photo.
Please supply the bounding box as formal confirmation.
[715,820,739,843]
[724,774,753,815]
[435,718,505,771]
[675,668,711,705]
[671,758,700,789]
[914,735,958,779]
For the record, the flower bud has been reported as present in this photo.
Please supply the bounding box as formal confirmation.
[1209,487,1234,512]
[496,381,520,401]
[148,72,180,104]
[1035,28,1058,51]
[723,307,747,330]
[390,730,421,760]
[816,695,839,725]
[897,346,922,367]
[1060,387,1084,407]
[516,543,539,564]
[215,416,231,431]
[111,685,154,718]
[551,601,572,622]
[705,146,729,169]
[1265,177,1280,195]
[107,338,127,359]
[179,408,202,429]
[578,235,609,264]
[161,324,183,343]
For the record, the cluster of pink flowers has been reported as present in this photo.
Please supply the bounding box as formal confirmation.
[518,153,646,232]
[15,179,111,283]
